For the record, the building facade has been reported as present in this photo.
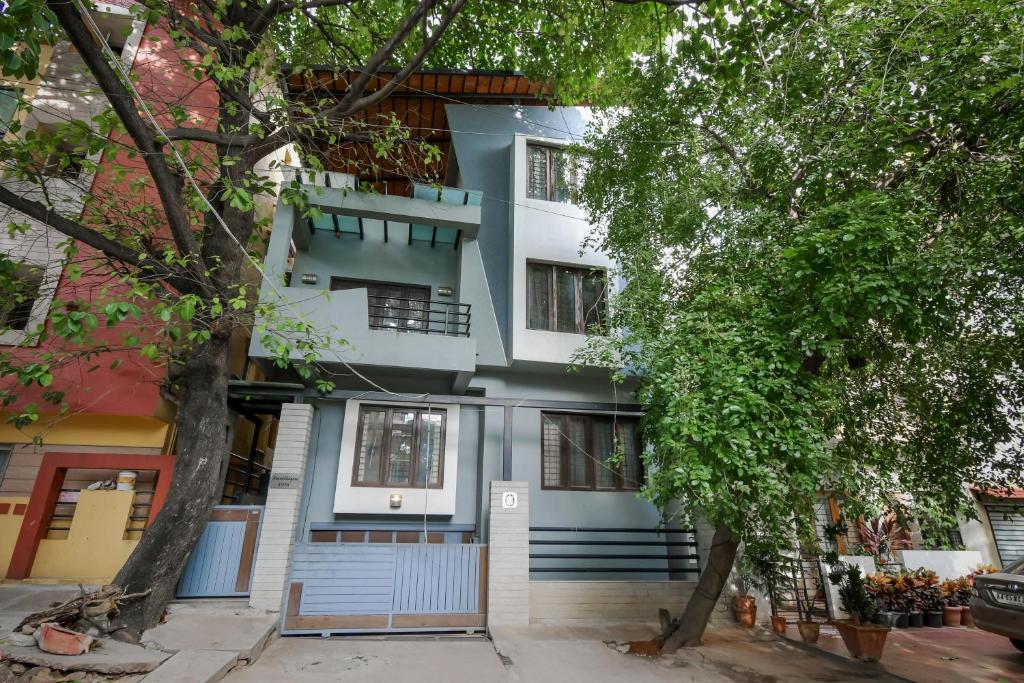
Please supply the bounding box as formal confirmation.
[238,76,704,632]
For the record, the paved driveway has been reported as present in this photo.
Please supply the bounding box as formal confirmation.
[224,625,905,683]
[784,622,1024,683]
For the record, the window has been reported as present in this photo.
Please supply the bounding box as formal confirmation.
[331,278,431,333]
[0,88,18,135]
[0,444,11,484]
[0,265,42,332]
[527,144,576,203]
[527,262,606,334]
[352,405,445,488]
[30,123,87,180]
[541,413,643,491]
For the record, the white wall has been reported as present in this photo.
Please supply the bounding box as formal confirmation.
[333,399,460,516]
[508,134,614,366]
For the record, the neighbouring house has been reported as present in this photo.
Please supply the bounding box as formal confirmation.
[0,4,286,586]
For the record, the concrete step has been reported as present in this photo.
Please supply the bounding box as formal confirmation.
[142,610,277,663]
[141,649,238,683]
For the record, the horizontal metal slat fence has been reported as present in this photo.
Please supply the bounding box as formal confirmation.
[528,526,700,579]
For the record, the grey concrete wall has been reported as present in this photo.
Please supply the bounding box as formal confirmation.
[290,221,460,302]
[298,400,486,534]
[446,106,590,352]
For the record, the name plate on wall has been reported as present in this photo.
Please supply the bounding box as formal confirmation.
[269,473,300,490]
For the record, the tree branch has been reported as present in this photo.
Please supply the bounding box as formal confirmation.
[328,0,438,116]
[46,0,208,283]
[0,184,196,294]
[163,127,260,147]
[336,0,469,116]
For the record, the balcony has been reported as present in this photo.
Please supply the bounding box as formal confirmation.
[366,296,470,337]
[249,170,480,385]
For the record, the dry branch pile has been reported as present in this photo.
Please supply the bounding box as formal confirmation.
[15,585,151,642]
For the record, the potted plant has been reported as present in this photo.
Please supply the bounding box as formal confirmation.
[905,570,925,628]
[940,579,962,626]
[792,559,821,643]
[829,563,890,662]
[733,562,758,628]
[889,570,910,628]
[742,549,790,634]
[922,583,944,628]
[866,572,898,626]
[957,576,975,628]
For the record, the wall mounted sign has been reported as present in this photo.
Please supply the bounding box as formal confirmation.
[57,491,80,504]
[502,491,518,509]
[270,473,300,490]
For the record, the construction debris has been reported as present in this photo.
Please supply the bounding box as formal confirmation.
[14,586,149,639]
[33,624,95,657]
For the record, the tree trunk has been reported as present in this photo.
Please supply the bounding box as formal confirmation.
[660,525,740,653]
[112,336,232,636]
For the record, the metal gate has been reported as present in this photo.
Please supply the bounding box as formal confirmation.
[177,506,264,598]
[282,541,486,634]
[985,503,1024,567]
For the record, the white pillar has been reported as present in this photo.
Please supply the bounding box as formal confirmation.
[248,403,313,612]
[487,480,530,629]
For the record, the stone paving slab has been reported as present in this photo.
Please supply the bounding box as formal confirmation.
[141,649,238,683]
[141,606,276,662]
[0,639,170,675]
[782,622,1024,683]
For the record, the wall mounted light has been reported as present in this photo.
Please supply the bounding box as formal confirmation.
[389,493,403,509]
[437,286,454,297]
[301,273,318,285]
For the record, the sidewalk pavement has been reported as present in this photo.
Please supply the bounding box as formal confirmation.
[224,622,907,683]
[0,584,277,683]
[781,622,1024,683]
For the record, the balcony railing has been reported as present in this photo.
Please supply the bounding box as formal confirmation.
[367,296,471,337]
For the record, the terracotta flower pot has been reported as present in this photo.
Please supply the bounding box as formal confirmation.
[961,606,976,628]
[835,621,890,663]
[770,615,787,634]
[734,595,757,627]
[797,621,820,644]
[942,605,962,627]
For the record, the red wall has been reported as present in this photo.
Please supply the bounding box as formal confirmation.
[3,20,219,419]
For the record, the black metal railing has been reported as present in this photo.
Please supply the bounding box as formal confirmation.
[221,452,271,503]
[773,556,831,622]
[528,526,700,578]
[367,296,471,337]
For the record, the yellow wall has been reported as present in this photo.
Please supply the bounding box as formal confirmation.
[0,414,170,449]
[0,496,29,577]
[29,490,138,583]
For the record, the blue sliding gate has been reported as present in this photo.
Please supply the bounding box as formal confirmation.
[177,505,264,598]
[282,540,487,635]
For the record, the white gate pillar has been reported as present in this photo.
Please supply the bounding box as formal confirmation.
[248,402,313,612]
[487,480,530,629]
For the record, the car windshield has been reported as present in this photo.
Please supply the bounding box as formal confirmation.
[1003,558,1024,574]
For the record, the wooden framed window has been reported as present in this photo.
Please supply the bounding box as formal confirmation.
[527,262,606,334]
[526,144,576,203]
[352,405,445,488]
[540,413,643,491]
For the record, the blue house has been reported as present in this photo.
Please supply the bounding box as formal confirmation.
[229,70,703,634]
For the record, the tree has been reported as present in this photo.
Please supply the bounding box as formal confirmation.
[0,0,699,636]
[576,0,1024,650]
